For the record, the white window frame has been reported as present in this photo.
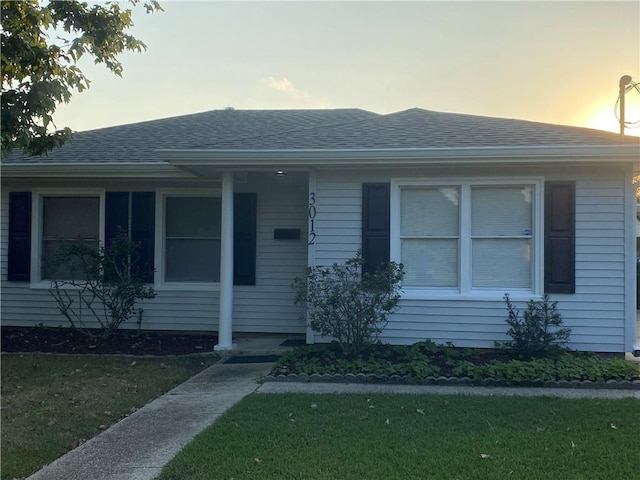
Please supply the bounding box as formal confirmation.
[30,189,106,288]
[155,188,222,291]
[391,177,543,300]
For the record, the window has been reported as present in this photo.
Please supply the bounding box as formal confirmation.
[13,190,252,287]
[471,186,533,289]
[164,196,221,282]
[41,196,100,279]
[400,187,459,287]
[28,191,154,285]
[392,179,541,295]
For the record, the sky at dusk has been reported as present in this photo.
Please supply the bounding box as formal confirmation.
[53,0,640,136]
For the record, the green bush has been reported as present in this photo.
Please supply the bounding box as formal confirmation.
[272,342,640,382]
[452,354,639,382]
[48,231,156,341]
[292,253,404,356]
[503,293,571,359]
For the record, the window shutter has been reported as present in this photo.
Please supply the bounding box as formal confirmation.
[362,183,390,273]
[131,192,155,283]
[233,193,257,285]
[105,192,129,243]
[7,192,32,281]
[104,192,129,283]
[544,181,575,294]
[105,192,155,283]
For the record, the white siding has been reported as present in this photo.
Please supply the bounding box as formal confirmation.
[233,172,307,333]
[313,165,630,352]
[314,170,396,264]
[0,173,308,334]
[2,164,634,348]
[0,186,225,332]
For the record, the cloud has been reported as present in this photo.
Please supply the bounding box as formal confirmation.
[266,76,296,94]
[261,76,333,109]
[263,76,312,100]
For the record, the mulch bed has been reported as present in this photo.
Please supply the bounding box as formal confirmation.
[0,326,218,356]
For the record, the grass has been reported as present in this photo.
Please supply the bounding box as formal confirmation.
[158,393,639,480]
[1,353,216,480]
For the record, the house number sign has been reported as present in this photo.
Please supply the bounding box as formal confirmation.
[308,192,316,245]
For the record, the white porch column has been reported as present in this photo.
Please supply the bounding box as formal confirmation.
[215,171,235,351]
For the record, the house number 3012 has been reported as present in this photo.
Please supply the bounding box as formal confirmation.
[308,192,316,245]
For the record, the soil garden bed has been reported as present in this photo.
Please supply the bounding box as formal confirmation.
[269,341,640,388]
[1,326,217,356]
[3,327,639,387]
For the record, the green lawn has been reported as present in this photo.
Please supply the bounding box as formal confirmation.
[159,393,639,480]
[1,354,216,480]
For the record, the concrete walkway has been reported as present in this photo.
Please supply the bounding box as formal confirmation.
[27,361,273,480]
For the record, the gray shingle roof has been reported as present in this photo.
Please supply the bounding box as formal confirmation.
[204,108,640,150]
[3,107,638,165]
[2,109,379,164]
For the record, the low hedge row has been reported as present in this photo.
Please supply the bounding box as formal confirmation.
[271,341,640,383]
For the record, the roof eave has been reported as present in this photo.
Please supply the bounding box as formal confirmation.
[3,145,638,178]
[0,162,195,179]
[156,145,640,168]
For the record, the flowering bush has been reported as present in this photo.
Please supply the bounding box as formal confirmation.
[48,231,156,341]
[293,253,404,356]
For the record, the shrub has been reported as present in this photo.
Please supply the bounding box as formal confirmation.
[452,354,639,382]
[48,232,156,341]
[272,342,640,382]
[503,293,571,359]
[292,253,404,356]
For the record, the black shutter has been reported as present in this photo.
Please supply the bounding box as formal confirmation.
[104,192,129,282]
[7,192,32,281]
[105,192,155,283]
[362,183,390,273]
[233,193,257,285]
[131,192,155,283]
[105,192,129,243]
[544,181,575,294]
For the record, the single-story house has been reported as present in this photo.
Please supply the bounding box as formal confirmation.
[2,108,639,353]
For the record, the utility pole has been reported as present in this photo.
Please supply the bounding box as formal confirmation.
[619,75,632,135]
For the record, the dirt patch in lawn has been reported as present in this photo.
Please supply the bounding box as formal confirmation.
[1,326,218,356]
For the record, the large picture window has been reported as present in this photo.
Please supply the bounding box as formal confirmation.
[164,196,221,282]
[392,179,541,295]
